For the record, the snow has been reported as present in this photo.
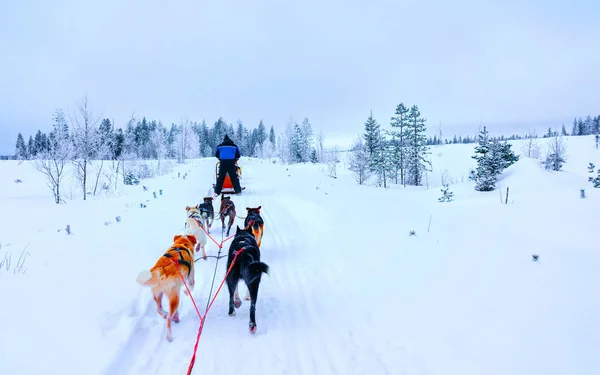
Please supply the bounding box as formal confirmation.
[1,135,599,375]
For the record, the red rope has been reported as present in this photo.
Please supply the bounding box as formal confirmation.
[170,230,244,374]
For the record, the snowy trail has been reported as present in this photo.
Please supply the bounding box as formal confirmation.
[100,159,400,375]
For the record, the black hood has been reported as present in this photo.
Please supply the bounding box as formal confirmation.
[221,134,235,146]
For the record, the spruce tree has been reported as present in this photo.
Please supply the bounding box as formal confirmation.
[405,105,431,186]
[472,126,497,191]
[363,110,380,159]
[390,103,409,185]
[15,133,27,159]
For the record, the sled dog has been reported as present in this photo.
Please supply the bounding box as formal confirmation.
[220,195,236,236]
[136,234,197,342]
[198,197,215,233]
[185,205,208,260]
[226,226,269,334]
[244,206,264,248]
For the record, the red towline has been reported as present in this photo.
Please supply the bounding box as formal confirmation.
[169,223,241,374]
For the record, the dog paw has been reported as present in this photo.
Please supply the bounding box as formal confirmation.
[228,309,236,316]
[173,313,180,323]
[249,323,257,335]
[166,333,173,342]
[244,296,251,301]
[234,297,242,308]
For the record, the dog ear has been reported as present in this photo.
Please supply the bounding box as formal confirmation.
[185,206,190,211]
[256,205,261,212]
[246,207,250,211]
[236,225,241,233]
[186,235,197,245]
[173,234,182,242]
[196,204,200,209]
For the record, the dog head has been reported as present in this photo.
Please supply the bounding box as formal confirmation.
[186,205,201,216]
[173,234,197,249]
[203,197,214,203]
[235,225,254,236]
[246,206,261,215]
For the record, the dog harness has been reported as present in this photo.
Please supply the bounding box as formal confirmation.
[188,212,205,228]
[221,200,234,214]
[163,247,192,276]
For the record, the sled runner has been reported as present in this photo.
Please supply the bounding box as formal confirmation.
[215,161,245,195]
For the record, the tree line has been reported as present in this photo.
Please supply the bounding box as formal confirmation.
[348,103,432,187]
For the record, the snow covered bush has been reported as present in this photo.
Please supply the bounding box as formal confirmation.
[348,137,371,185]
[471,127,519,191]
[438,184,454,202]
[543,135,567,171]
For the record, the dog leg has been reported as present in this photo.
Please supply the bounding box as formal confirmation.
[233,284,242,308]
[244,287,251,301]
[247,279,260,334]
[166,290,180,342]
[227,277,239,315]
[153,290,168,319]
[201,242,207,260]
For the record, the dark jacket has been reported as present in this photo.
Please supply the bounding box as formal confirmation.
[215,135,241,161]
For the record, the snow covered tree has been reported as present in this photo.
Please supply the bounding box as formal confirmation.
[496,141,519,170]
[561,124,568,136]
[300,118,314,162]
[520,134,540,159]
[71,95,101,200]
[348,136,371,184]
[151,124,169,175]
[371,130,394,188]
[27,135,35,158]
[269,125,276,145]
[472,126,499,191]
[405,105,431,186]
[34,109,73,203]
[389,103,409,185]
[316,130,325,163]
[363,110,380,159]
[543,134,567,171]
[15,133,27,160]
[256,120,267,147]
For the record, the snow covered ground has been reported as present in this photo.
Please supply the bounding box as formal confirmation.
[1,135,599,375]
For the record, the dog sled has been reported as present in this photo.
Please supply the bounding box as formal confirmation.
[214,161,245,195]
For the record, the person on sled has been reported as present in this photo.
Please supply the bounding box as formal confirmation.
[214,134,242,195]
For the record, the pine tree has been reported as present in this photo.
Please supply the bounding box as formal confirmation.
[405,105,431,186]
[472,126,498,191]
[370,130,394,188]
[269,125,276,145]
[15,133,27,160]
[561,124,568,136]
[543,135,567,171]
[98,118,115,158]
[390,103,409,185]
[27,135,35,157]
[257,120,267,146]
[363,110,380,159]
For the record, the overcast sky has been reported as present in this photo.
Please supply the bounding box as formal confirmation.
[1,0,599,153]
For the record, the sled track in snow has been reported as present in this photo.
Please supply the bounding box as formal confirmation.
[99,162,383,375]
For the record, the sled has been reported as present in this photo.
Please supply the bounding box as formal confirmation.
[215,161,244,195]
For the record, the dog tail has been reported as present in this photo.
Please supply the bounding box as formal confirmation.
[136,269,160,286]
[244,261,269,284]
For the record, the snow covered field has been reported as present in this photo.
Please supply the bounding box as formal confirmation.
[1,135,599,375]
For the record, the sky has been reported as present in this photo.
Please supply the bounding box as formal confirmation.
[1,0,599,153]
